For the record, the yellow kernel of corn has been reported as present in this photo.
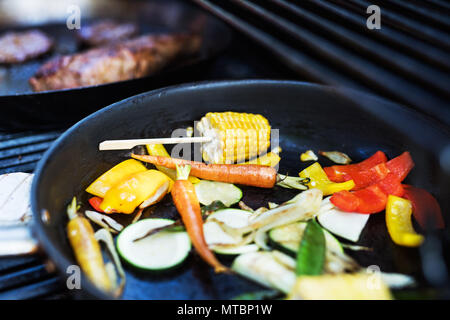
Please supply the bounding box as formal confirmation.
[197,112,271,164]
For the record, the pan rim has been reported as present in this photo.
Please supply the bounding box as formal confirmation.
[31,79,450,300]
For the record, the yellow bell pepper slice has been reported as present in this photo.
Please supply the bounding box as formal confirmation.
[299,162,355,196]
[100,169,171,214]
[146,144,199,185]
[386,195,424,247]
[86,159,147,198]
[300,150,318,162]
[240,152,281,167]
[288,274,392,300]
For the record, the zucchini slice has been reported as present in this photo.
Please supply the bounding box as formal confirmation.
[268,221,343,255]
[116,218,191,271]
[195,180,242,207]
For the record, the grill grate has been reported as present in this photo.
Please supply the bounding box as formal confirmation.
[192,0,450,126]
[0,131,69,300]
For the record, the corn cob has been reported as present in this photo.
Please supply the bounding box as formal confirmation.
[196,112,271,164]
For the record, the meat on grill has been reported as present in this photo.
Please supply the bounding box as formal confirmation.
[76,20,139,47]
[0,30,53,64]
[29,33,202,92]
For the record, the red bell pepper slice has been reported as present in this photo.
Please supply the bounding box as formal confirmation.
[88,196,105,213]
[403,185,445,229]
[325,151,414,190]
[386,152,415,182]
[330,173,405,214]
[324,151,387,183]
[330,184,388,214]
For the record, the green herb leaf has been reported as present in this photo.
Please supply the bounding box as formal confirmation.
[296,219,326,276]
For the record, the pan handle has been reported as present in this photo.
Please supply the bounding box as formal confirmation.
[0,221,39,256]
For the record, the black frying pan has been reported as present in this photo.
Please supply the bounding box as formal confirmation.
[31,80,450,299]
[0,0,231,131]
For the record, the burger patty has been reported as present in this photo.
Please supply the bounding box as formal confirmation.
[29,33,202,92]
[0,30,53,64]
[77,20,139,47]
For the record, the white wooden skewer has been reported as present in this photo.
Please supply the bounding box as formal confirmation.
[99,136,213,151]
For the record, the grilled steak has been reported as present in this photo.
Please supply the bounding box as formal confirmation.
[0,30,53,64]
[29,33,202,92]
[77,20,139,47]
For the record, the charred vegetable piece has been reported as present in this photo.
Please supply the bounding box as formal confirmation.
[288,274,392,300]
[196,112,271,164]
[146,143,198,185]
[386,195,424,247]
[86,159,147,198]
[100,169,171,214]
[300,150,318,162]
[403,185,444,229]
[131,154,277,188]
[299,162,355,196]
[324,151,387,183]
[319,151,352,164]
[172,165,228,273]
[66,197,112,292]
[296,219,326,276]
[232,251,297,294]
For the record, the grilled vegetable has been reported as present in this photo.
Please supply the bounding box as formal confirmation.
[241,147,281,167]
[203,208,255,255]
[66,197,112,292]
[385,195,424,247]
[131,154,277,188]
[86,159,147,198]
[330,173,405,214]
[100,169,171,214]
[296,219,326,276]
[403,185,444,229]
[84,210,124,234]
[299,162,355,196]
[88,196,104,213]
[317,197,370,242]
[276,174,308,191]
[300,150,318,162]
[172,165,228,273]
[325,151,413,190]
[195,180,242,206]
[117,218,191,271]
[319,151,352,164]
[288,274,392,300]
[196,112,271,164]
[146,143,199,185]
[268,221,343,255]
[232,251,297,294]
[324,150,387,182]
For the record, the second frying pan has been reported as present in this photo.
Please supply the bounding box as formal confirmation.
[0,0,231,130]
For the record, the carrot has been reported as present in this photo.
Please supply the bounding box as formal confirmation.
[131,154,277,188]
[66,197,112,292]
[171,164,228,273]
